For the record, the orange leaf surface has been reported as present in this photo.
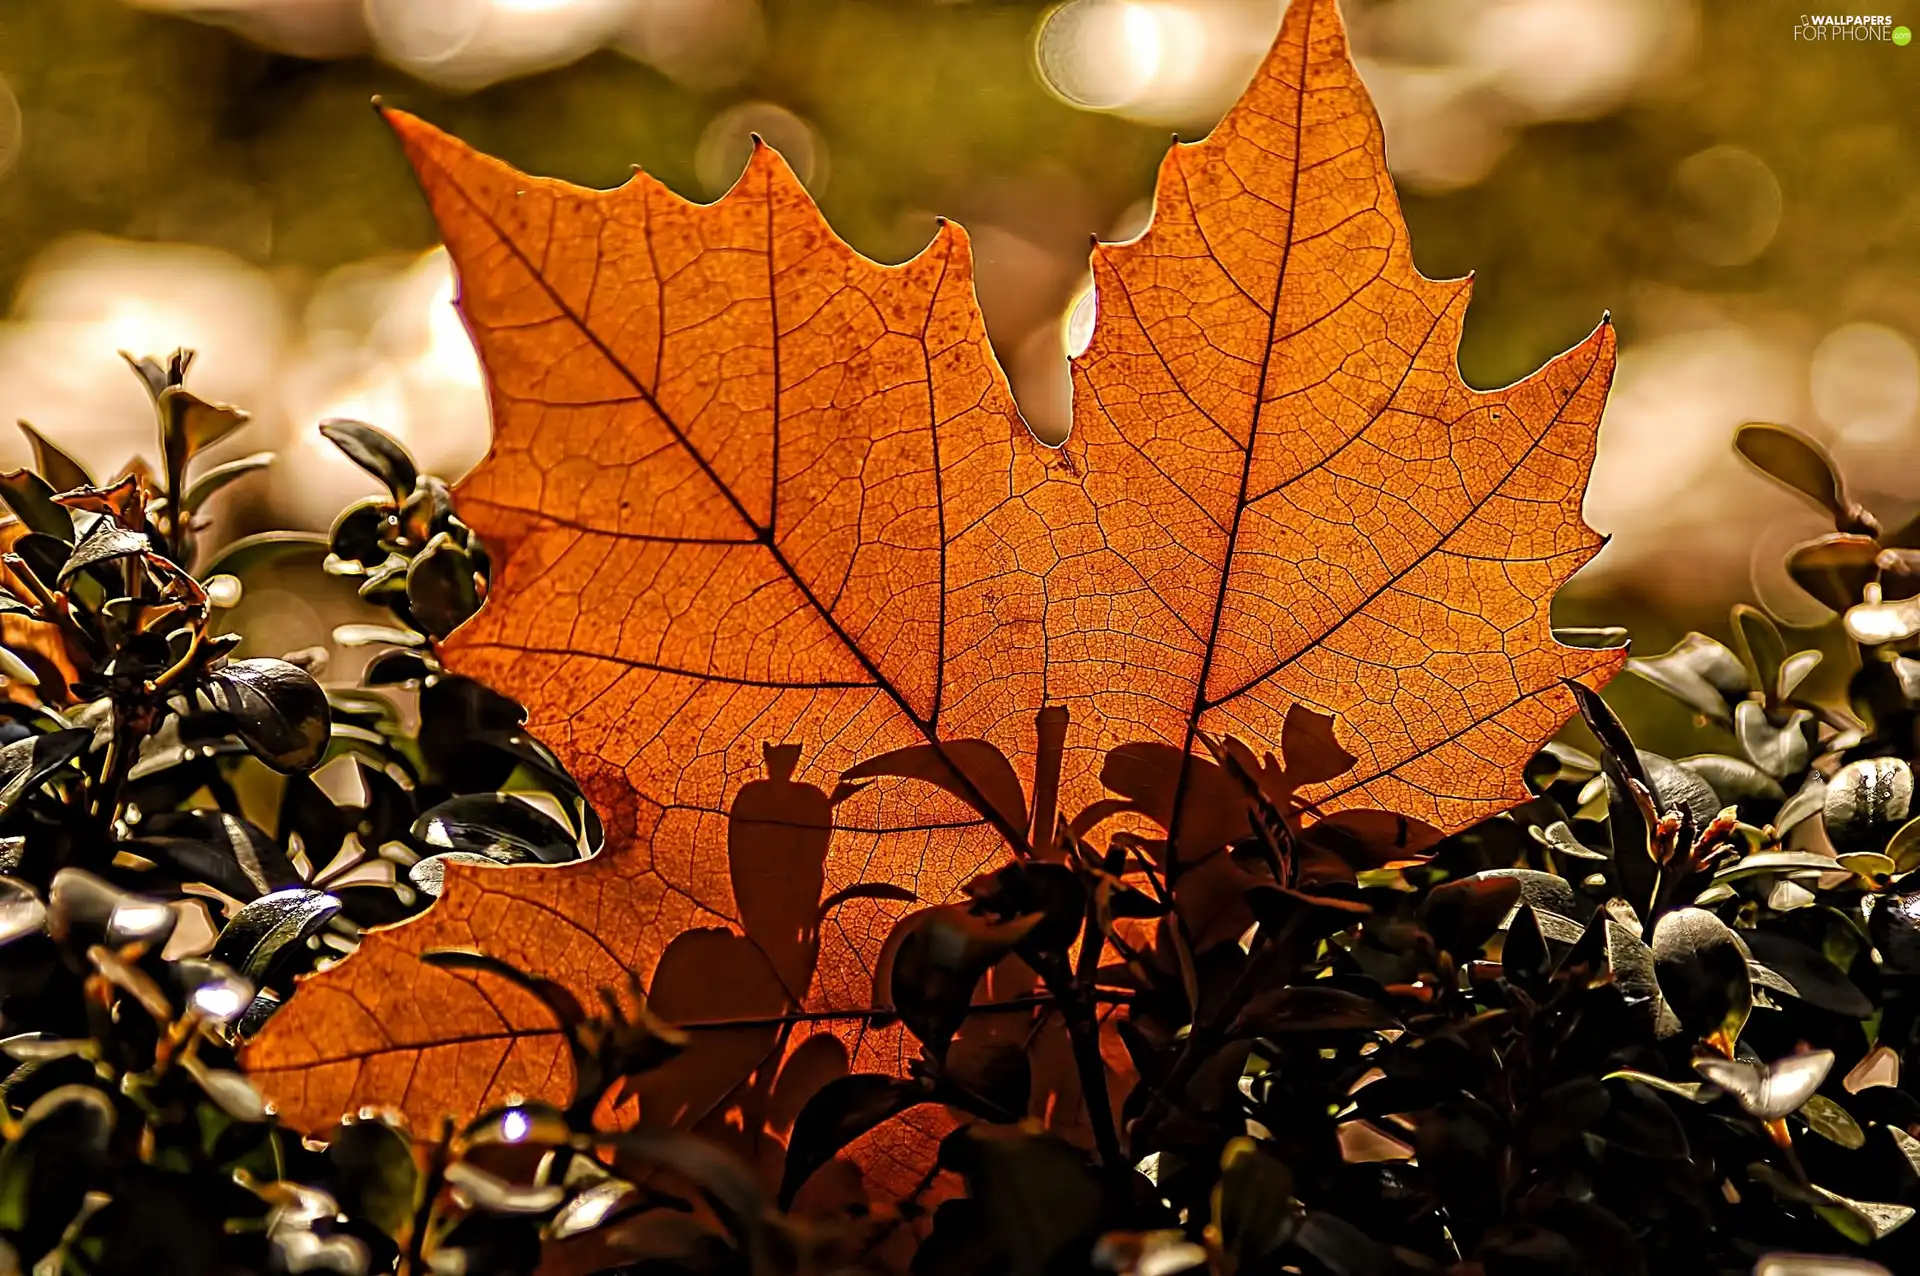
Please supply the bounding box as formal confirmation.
[245,0,1620,1194]
[245,103,1050,1185]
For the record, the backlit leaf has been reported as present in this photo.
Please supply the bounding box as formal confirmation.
[245,0,1620,1204]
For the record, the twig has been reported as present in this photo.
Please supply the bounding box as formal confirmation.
[671,990,1131,1033]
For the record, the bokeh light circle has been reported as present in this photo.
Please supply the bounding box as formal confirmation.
[1063,284,1097,358]
[1672,145,1782,268]
[1035,0,1163,110]
[1811,322,1920,446]
[364,0,489,66]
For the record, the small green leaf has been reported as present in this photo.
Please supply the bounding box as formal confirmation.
[1601,1069,1706,1102]
[181,450,275,514]
[319,419,417,503]
[1735,422,1874,533]
[1625,632,1748,726]
[1735,702,1811,779]
[1799,1093,1864,1148]
[196,530,328,579]
[1732,604,1788,708]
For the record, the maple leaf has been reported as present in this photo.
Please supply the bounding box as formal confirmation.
[245,0,1620,1197]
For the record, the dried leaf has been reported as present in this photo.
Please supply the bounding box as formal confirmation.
[246,0,1620,1200]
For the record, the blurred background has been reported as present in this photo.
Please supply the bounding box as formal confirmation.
[0,0,1914,750]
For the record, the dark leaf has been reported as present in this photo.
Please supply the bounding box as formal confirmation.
[420,949,590,1031]
[1869,885,1920,974]
[47,869,176,950]
[7,536,68,605]
[210,888,341,982]
[1741,930,1872,1018]
[16,423,91,494]
[125,836,277,901]
[203,657,331,774]
[778,1073,936,1208]
[1642,751,1723,829]
[1735,422,1876,534]
[1418,873,1522,961]
[885,905,1040,1059]
[412,794,578,865]
[0,470,72,542]
[1651,908,1751,1046]
[1599,1074,1690,1159]
[198,530,329,579]
[1213,1137,1297,1264]
[363,649,433,685]
[1517,1077,1610,1157]
[1473,866,1575,917]
[598,1127,767,1244]
[1787,533,1880,613]
[327,498,394,573]
[819,881,918,915]
[405,532,481,638]
[328,1115,419,1237]
[844,738,1028,839]
[1230,986,1397,1036]
[1824,757,1914,856]
[1572,683,1662,919]
[0,729,87,816]
[946,1127,1104,1276]
[319,419,418,502]
[1502,903,1551,994]
[159,385,249,481]
[1291,1209,1397,1276]
[139,810,301,897]
[398,475,455,545]
[964,861,1086,954]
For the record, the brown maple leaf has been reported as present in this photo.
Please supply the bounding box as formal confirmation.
[245,0,1620,1196]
